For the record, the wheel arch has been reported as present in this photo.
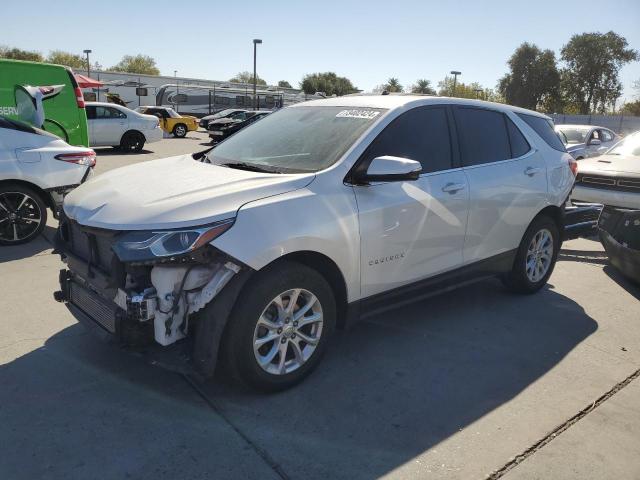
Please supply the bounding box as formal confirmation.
[0,179,55,212]
[267,251,349,330]
[120,129,146,144]
[533,204,564,232]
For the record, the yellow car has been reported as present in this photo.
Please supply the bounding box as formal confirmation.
[134,106,198,138]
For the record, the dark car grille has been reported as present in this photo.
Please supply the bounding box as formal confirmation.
[576,173,640,193]
[60,217,119,273]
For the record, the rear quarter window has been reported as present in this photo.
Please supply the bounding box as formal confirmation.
[516,113,566,152]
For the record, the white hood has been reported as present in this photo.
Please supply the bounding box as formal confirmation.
[64,155,315,230]
[578,154,640,176]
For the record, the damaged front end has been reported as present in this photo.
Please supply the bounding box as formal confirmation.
[53,213,251,378]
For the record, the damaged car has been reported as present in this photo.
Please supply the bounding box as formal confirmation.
[54,96,575,391]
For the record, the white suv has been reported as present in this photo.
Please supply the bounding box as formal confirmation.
[86,102,162,152]
[55,96,575,391]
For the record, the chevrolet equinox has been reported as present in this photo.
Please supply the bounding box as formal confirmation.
[54,95,576,391]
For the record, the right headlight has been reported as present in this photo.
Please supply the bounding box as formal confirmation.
[112,218,234,262]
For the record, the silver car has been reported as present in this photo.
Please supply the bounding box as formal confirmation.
[555,124,620,160]
[572,130,640,209]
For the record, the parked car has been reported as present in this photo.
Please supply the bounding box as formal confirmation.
[555,124,620,160]
[199,109,250,129]
[207,111,271,142]
[0,116,95,245]
[54,96,575,391]
[134,106,198,138]
[0,58,89,146]
[86,102,162,152]
[598,206,640,284]
[571,131,640,209]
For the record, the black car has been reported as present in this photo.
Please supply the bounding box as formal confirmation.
[198,109,250,129]
[208,111,271,142]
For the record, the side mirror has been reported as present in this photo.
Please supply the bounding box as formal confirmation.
[589,138,602,146]
[357,156,422,184]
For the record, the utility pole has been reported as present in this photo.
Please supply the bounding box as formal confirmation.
[174,70,178,113]
[83,49,92,77]
[450,70,461,97]
[253,39,262,110]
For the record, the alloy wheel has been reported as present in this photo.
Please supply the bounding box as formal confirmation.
[525,228,553,283]
[253,288,324,375]
[0,192,42,243]
[175,125,186,137]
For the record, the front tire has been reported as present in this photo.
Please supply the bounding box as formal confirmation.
[502,215,560,294]
[0,184,48,246]
[173,123,187,138]
[220,261,336,392]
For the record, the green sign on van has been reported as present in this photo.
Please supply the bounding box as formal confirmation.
[0,59,89,146]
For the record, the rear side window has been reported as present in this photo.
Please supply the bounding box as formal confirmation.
[363,106,453,174]
[506,116,531,157]
[455,108,511,166]
[517,113,566,152]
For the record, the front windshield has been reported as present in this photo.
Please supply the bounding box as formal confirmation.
[556,126,590,144]
[210,109,235,119]
[206,106,385,173]
[165,108,180,118]
[607,133,640,157]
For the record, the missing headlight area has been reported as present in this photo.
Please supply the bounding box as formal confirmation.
[54,214,245,368]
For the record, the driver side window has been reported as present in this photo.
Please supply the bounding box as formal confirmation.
[362,106,453,174]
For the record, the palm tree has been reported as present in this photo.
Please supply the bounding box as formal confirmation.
[384,78,403,93]
[411,79,436,95]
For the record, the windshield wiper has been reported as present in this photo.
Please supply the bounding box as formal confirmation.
[219,162,282,173]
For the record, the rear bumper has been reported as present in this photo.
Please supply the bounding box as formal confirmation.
[572,185,639,210]
[144,127,163,143]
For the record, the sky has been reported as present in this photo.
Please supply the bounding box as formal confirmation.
[3,0,640,102]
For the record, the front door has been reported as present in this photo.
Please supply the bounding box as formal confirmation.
[353,106,469,298]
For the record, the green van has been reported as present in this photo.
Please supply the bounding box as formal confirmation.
[0,59,89,146]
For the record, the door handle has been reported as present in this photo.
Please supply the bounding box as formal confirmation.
[441,182,466,194]
[524,166,542,177]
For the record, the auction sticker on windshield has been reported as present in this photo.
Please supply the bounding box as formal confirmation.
[335,109,381,119]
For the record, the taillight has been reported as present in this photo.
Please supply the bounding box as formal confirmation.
[74,87,85,108]
[55,150,96,167]
[569,157,578,176]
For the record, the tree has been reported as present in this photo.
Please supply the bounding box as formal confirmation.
[620,79,640,115]
[0,46,43,62]
[410,79,436,95]
[277,80,292,88]
[300,72,358,96]
[110,54,160,75]
[560,31,638,114]
[229,71,267,85]
[498,42,561,111]
[437,76,502,102]
[383,77,403,93]
[47,50,86,69]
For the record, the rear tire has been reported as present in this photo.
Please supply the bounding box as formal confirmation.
[0,184,47,246]
[220,261,336,392]
[120,131,145,153]
[502,215,560,294]
[173,123,187,138]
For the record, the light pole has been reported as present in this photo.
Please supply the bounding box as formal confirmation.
[83,49,92,77]
[450,70,461,97]
[174,70,178,113]
[474,88,483,99]
[253,39,262,110]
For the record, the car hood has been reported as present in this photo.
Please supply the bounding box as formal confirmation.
[63,154,315,230]
[578,154,640,177]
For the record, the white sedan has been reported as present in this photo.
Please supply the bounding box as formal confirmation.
[0,116,95,245]
[86,102,162,153]
[555,124,620,160]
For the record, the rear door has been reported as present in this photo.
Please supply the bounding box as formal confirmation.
[91,106,128,146]
[353,105,469,297]
[454,106,547,263]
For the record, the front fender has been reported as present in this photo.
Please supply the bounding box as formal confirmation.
[212,184,361,302]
